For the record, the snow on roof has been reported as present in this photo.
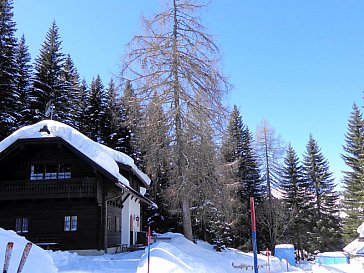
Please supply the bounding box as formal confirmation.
[316,252,347,257]
[99,144,151,186]
[344,222,364,256]
[275,244,294,249]
[357,222,364,237]
[0,120,151,189]
[344,238,364,256]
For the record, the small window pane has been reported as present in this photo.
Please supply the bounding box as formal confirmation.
[64,216,71,231]
[107,216,111,230]
[59,164,71,179]
[16,218,22,233]
[30,165,44,180]
[71,216,77,231]
[45,164,58,179]
[22,218,28,233]
[115,217,120,231]
[16,218,28,233]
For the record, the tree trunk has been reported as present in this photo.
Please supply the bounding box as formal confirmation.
[172,0,193,241]
[182,196,193,240]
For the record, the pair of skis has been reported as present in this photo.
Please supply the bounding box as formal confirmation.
[3,242,32,273]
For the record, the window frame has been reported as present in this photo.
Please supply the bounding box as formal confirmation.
[15,218,29,234]
[64,215,78,232]
[30,163,72,180]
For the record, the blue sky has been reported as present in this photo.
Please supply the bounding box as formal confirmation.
[12,1,364,186]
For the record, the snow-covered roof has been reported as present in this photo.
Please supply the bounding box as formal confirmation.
[275,244,294,249]
[357,222,364,237]
[343,222,364,256]
[316,252,347,257]
[0,120,151,190]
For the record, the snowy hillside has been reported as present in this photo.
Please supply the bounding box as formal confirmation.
[1,228,363,273]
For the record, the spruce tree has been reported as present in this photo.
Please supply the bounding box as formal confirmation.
[280,144,306,257]
[61,54,80,126]
[341,103,364,243]
[120,80,144,168]
[30,21,66,122]
[141,92,176,233]
[85,75,107,142]
[103,78,121,149]
[302,135,342,252]
[73,79,89,134]
[0,0,18,139]
[221,105,263,248]
[15,35,32,127]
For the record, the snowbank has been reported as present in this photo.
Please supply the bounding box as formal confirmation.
[0,228,57,273]
[135,233,302,273]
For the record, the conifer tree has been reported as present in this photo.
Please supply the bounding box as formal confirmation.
[141,92,176,233]
[73,79,90,134]
[221,105,263,248]
[184,92,228,247]
[121,0,229,240]
[61,54,80,126]
[302,135,342,252]
[103,78,121,149]
[29,21,66,123]
[85,75,107,142]
[280,144,307,257]
[341,103,364,243]
[220,106,246,247]
[0,0,18,139]
[120,80,144,168]
[15,35,32,127]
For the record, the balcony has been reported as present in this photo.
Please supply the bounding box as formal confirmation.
[0,178,97,200]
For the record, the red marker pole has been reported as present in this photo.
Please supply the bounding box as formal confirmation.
[250,197,258,273]
[147,226,151,273]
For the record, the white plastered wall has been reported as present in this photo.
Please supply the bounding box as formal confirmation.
[121,196,141,246]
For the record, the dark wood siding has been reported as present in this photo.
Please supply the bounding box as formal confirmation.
[107,204,122,247]
[0,141,95,182]
[0,199,100,250]
[0,138,143,251]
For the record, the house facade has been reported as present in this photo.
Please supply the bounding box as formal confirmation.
[0,120,154,253]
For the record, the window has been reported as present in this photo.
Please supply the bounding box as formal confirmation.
[31,163,71,180]
[115,217,120,232]
[107,216,111,230]
[64,216,77,231]
[15,218,28,233]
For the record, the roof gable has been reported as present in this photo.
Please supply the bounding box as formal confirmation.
[0,120,151,189]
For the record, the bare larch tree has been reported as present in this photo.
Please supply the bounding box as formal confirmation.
[121,0,230,240]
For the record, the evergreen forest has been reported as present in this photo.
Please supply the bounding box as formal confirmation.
[1,0,363,256]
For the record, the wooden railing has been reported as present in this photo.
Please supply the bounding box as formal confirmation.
[0,178,97,200]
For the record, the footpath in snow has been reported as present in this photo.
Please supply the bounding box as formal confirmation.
[1,228,363,273]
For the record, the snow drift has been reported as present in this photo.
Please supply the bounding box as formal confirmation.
[0,228,57,273]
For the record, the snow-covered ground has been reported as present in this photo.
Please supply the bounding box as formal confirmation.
[1,228,363,273]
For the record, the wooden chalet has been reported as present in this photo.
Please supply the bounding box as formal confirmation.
[0,120,154,253]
